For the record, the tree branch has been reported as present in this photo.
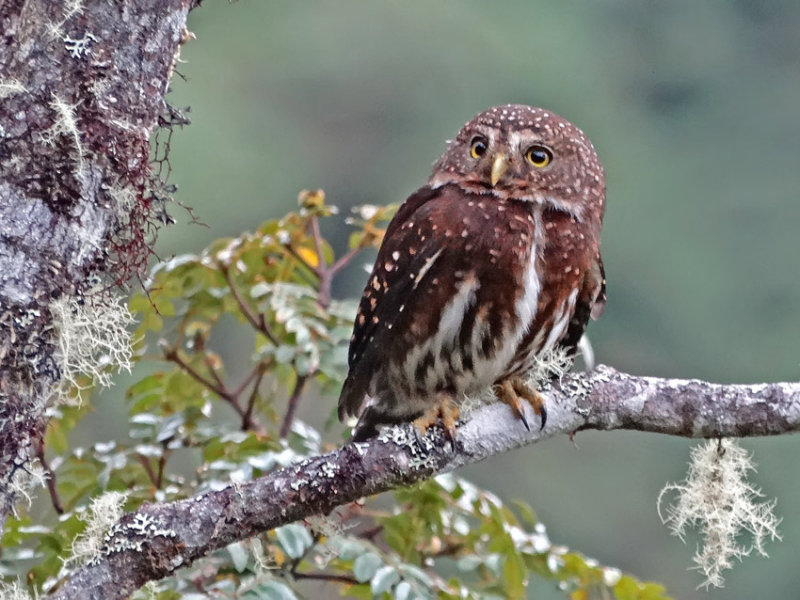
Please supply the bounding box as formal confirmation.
[50,366,800,599]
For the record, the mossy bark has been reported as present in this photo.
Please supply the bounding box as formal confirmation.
[0,0,195,526]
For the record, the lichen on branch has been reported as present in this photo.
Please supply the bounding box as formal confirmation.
[658,439,781,588]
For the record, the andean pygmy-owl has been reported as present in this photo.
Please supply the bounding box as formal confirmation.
[338,104,606,442]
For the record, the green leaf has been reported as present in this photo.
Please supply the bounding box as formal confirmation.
[503,552,526,599]
[511,499,538,527]
[641,582,669,600]
[394,581,413,600]
[371,565,400,595]
[337,539,367,561]
[275,523,313,560]
[353,552,383,583]
[456,555,483,572]
[246,580,298,600]
[227,541,249,573]
[397,563,433,587]
[614,575,641,600]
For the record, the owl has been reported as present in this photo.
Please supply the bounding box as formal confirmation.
[338,104,606,442]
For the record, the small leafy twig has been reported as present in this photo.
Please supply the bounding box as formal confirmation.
[231,363,265,400]
[279,374,309,438]
[293,572,359,585]
[221,265,279,346]
[307,214,362,309]
[163,346,244,417]
[203,354,226,390]
[329,246,360,276]
[155,444,168,489]
[136,455,159,488]
[309,216,326,276]
[242,363,267,431]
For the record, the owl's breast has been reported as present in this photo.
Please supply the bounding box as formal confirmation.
[372,193,541,401]
[507,206,600,374]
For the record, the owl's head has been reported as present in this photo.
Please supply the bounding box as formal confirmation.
[429,104,605,220]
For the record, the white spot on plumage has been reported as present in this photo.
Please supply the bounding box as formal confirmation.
[412,247,444,290]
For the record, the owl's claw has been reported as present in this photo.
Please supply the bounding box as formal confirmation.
[413,393,460,440]
[496,377,547,431]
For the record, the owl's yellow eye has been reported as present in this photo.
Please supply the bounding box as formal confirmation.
[469,137,488,159]
[525,145,552,168]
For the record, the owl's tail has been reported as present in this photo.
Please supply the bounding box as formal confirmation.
[338,378,380,442]
[337,372,366,422]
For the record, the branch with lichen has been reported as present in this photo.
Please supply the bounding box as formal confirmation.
[49,365,799,600]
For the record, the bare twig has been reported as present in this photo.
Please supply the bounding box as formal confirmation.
[329,246,360,276]
[221,266,279,346]
[231,364,264,400]
[317,272,334,309]
[35,443,63,515]
[164,347,243,417]
[203,354,226,390]
[155,449,168,490]
[242,364,267,431]
[279,374,309,438]
[293,572,359,585]
[309,216,326,274]
[51,366,800,600]
[317,245,360,309]
[136,455,159,488]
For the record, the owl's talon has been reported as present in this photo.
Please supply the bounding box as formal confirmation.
[412,423,425,447]
[519,412,531,432]
[497,377,547,431]
[412,393,459,440]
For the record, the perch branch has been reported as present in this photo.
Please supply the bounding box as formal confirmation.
[50,365,800,600]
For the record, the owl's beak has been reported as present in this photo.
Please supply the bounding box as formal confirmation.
[490,153,510,187]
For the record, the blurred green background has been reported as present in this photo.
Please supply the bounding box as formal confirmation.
[125,1,800,597]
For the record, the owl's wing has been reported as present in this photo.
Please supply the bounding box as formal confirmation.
[558,254,606,357]
[338,185,442,422]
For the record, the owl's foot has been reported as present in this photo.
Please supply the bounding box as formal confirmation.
[496,377,547,431]
[413,393,460,440]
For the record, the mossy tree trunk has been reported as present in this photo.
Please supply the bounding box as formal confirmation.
[0,0,195,527]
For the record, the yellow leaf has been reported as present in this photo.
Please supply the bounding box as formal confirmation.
[273,547,286,567]
[297,246,319,268]
[571,589,588,600]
